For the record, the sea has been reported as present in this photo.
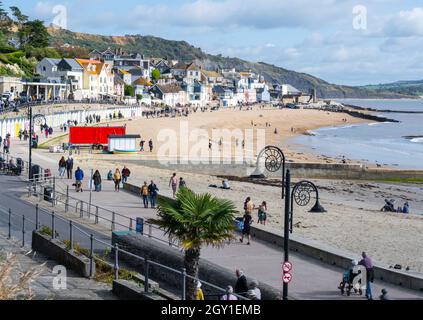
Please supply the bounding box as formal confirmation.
[290,99,423,170]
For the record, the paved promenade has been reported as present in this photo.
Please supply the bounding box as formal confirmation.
[5,132,423,300]
[0,231,115,300]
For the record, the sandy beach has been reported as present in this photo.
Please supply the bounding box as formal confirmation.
[109,106,368,164]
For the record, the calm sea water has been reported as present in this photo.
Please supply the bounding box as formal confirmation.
[290,99,423,169]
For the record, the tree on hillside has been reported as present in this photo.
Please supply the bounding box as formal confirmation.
[124,85,135,97]
[0,2,12,35]
[21,20,50,48]
[9,6,28,47]
[148,188,237,300]
[152,68,161,82]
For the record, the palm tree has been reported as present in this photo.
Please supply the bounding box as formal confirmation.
[148,187,237,300]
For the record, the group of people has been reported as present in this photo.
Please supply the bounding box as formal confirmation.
[57,156,74,179]
[41,124,54,139]
[0,134,11,154]
[85,114,102,124]
[139,138,154,152]
[194,269,261,301]
[107,166,131,192]
[17,129,30,141]
[169,173,187,197]
[381,199,410,214]
[239,197,268,245]
[340,252,390,300]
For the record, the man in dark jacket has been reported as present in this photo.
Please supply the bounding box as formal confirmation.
[148,180,159,209]
[121,166,131,184]
[66,157,74,179]
[234,269,248,296]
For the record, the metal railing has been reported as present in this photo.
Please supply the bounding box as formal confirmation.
[27,178,179,249]
[0,99,139,115]
[0,204,249,301]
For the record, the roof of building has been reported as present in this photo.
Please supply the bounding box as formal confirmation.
[133,77,153,86]
[154,84,183,94]
[44,58,61,65]
[75,59,104,75]
[186,63,200,71]
[127,67,145,76]
[61,58,84,71]
[202,70,222,78]
[172,62,188,70]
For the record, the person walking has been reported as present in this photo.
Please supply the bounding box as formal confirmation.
[140,139,145,151]
[195,282,204,300]
[234,269,248,296]
[113,168,121,192]
[140,181,150,208]
[220,286,238,300]
[358,252,375,300]
[74,167,84,192]
[58,156,66,177]
[66,157,74,179]
[240,197,254,245]
[121,166,131,184]
[148,180,159,209]
[93,170,102,192]
[148,139,153,152]
[257,201,267,225]
[169,173,178,197]
[179,177,187,189]
[249,280,261,300]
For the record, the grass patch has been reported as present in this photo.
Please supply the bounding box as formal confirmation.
[63,241,136,285]
[37,133,69,149]
[370,177,423,184]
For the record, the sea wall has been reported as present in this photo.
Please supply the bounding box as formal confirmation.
[124,159,423,180]
[112,231,283,300]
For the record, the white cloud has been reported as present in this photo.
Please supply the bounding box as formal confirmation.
[383,7,423,37]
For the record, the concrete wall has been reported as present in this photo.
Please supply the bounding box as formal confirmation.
[123,159,423,180]
[112,280,166,300]
[112,232,283,300]
[32,231,94,278]
[247,224,423,292]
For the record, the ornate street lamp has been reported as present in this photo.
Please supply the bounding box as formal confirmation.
[290,180,326,232]
[256,146,325,300]
[28,104,46,179]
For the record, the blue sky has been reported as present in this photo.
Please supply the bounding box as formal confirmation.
[3,0,423,85]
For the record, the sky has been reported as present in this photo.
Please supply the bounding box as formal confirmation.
[3,0,423,86]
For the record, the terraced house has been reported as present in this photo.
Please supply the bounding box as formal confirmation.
[75,59,115,99]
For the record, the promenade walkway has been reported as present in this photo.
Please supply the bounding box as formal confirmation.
[0,231,115,300]
[6,128,423,300]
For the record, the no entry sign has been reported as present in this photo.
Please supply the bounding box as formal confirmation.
[282,261,292,273]
[283,273,292,284]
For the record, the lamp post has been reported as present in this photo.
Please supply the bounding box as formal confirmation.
[257,146,325,300]
[28,105,46,180]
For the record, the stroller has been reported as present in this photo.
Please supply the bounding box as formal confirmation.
[381,199,396,212]
[338,261,363,296]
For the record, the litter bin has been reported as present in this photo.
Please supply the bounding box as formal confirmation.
[136,218,144,234]
[30,164,41,181]
[16,158,24,170]
[44,186,53,203]
[32,140,38,148]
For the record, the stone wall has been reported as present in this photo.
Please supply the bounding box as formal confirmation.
[112,232,283,300]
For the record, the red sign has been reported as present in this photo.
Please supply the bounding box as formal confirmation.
[69,126,126,145]
[283,273,292,284]
[282,261,293,273]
